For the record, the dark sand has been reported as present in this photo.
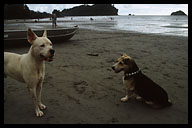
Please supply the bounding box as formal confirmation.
[4,29,188,124]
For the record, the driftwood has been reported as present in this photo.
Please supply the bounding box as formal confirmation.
[87,53,99,56]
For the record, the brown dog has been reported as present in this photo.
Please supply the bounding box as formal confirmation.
[112,53,172,108]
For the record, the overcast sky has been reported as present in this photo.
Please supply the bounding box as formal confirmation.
[27,4,188,15]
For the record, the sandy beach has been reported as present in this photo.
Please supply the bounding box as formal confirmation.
[4,28,188,124]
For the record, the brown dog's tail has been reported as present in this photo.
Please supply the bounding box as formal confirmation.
[166,99,172,106]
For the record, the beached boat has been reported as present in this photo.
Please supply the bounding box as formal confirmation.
[4,26,78,48]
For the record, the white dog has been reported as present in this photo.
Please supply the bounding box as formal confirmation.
[4,28,55,117]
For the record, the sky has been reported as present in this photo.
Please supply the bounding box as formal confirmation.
[27,4,188,15]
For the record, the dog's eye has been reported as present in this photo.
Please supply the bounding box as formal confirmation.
[40,44,45,47]
[119,62,123,65]
[50,44,53,46]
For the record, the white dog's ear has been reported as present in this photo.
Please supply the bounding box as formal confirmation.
[42,30,47,37]
[27,28,38,44]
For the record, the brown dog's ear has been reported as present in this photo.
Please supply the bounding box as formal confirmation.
[123,58,130,65]
[121,53,127,56]
[27,28,37,44]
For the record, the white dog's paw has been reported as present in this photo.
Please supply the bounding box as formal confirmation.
[36,110,44,117]
[39,103,47,110]
[120,96,129,102]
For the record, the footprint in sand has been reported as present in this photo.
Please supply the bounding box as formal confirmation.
[106,58,116,63]
[66,95,80,104]
[109,117,119,123]
[73,81,88,94]
[104,76,113,80]
[49,99,60,106]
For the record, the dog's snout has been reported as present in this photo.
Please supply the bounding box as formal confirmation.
[112,66,115,70]
[50,49,55,55]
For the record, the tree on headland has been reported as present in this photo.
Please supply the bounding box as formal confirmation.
[4,4,50,19]
[4,4,118,19]
[52,9,63,17]
[4,4,31,19]
[60,4,118,16]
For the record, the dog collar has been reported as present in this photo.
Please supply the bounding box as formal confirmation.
[124,69,141,77]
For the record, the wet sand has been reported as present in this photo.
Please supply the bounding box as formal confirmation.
[4,28,188,124]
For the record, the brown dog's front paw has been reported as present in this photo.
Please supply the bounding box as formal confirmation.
[120,96,129,102]
[136,96,143,101]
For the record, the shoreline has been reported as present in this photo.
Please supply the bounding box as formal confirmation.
[4,28,188,124]
[4,17,188,37]
[4,27,188,50]
[4,25,188,40]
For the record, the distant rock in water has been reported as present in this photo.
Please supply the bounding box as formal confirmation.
[171,10,187,16]
[128,14,135,16]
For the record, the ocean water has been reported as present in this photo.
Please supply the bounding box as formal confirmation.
[56,15,188,37]
[5,15,188,37]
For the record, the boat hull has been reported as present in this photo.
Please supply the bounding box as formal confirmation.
[4,27,78,49]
